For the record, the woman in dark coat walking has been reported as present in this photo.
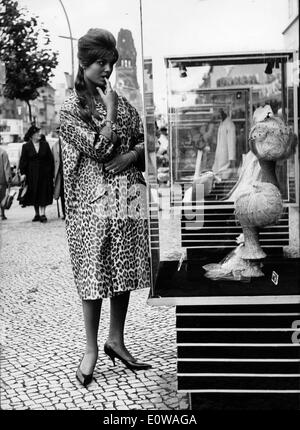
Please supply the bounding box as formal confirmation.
[19,125,54,222]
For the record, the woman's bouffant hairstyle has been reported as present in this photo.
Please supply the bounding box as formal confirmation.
[75,28,119,127]
[24,125,40,142]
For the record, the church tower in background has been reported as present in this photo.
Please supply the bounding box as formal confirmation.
[115,29,143,114]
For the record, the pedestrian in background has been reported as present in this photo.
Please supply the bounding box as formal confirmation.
[52,128,66,220]
[60,28,151,387]
[0,146,12,220]
[19,125,54,222]
[157,126,169,157]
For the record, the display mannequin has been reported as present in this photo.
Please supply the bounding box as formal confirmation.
[203,105,296,281]
[212,108,236,178]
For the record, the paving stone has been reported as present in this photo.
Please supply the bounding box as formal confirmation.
[124,388,136,393]
[54,404,66,410]
[49,397,61,404]
[83,395,96,402]
[57,393,71,399]
[135,388,149,394]
[25,388,38,394]
[73,399,86,406]
[141,403,155,409]
[9,397,21,403]
[118,383,131,388]
[28,393,43,400]
[5,389,16,395]
[130,382,146,388]
[64,402,76,408]
[102,392,116,398]
[0,401,12,409]
[69,391,82,398]
[35,397,51,404]
[18,394,30,401]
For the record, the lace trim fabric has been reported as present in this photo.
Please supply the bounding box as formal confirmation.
[203,236,264,281]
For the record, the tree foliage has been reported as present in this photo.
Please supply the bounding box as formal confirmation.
[0,0,58,120]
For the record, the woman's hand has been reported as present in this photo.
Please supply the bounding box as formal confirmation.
[20,174,26,182]
[96,78,118,121]
[104,153,135,174]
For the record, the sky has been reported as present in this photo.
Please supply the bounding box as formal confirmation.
[17,0,290,111]
[17,0,143,87]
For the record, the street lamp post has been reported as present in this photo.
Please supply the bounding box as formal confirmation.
[58,0,75,88]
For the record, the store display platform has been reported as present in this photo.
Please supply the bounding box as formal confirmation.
[175,302,300,410]
[148,256,300,410]
[148,256,300,305]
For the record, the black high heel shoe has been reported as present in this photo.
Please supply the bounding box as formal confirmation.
[76,357,94,387]
[104,343,152,371]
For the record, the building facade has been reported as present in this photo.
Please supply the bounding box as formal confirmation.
[32,84,56,135]
[115,28,143,115]
[0,83,57,143]
[54,82,68,129]
[282,0,299,49]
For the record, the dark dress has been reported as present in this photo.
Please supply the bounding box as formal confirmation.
[19,139,54,207]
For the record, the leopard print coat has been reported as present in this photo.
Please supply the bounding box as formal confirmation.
[59,91,151,299]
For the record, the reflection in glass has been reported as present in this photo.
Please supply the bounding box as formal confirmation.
[165,56,297,204]
[141,49,298,300]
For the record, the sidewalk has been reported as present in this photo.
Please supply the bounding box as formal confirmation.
[0,198,189,410]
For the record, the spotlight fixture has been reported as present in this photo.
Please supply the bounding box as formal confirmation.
[179,64,187,78]
[236,91,242,100]
[264,61,274,75]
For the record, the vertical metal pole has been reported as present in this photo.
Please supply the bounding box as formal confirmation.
[57,199,60,218]
[59,0,74,88]
[281,59,289,201]
[292,51,299,205]
[281,60,287,122]
[245,88,249,153]
[139,0,154,297]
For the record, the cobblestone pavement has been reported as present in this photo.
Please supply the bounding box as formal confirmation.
[0,197,189,411]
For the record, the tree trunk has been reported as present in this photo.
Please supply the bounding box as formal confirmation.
[25,100,32,123]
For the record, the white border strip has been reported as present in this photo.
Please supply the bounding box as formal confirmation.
[176,328,300,331]
[147,296,300,306]
[177,343,300,346]
[177,358,300,362]
[176,313,300,316]
[177,389,300,393]
[177,373,300,377]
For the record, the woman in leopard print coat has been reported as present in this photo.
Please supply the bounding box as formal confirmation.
[59,28,151,386]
